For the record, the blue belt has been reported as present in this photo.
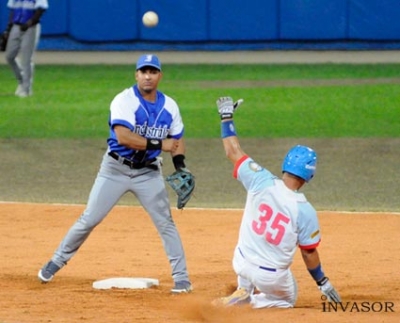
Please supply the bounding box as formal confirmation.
[238,248,276,272]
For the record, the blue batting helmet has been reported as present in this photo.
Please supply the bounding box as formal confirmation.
[282,145,317,182]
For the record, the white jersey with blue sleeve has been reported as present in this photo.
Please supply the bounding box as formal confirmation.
[233,155,321,269]
[107,85,184,162]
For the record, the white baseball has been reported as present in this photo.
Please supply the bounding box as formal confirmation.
[142,11,159,28]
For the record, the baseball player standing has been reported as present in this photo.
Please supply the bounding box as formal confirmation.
[213,97,341,308]
[38,54,193,293]
[4,0,48,97]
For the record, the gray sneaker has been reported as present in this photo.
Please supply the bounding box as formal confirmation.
[38,260,60,283]
[171,281,193,293]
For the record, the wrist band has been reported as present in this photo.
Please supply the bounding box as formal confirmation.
[172,154,186,170]
[221,120,237,138]
[146,139,162,150]
[308,264,325,282]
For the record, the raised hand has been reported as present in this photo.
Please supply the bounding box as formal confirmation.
[216,97,244,120]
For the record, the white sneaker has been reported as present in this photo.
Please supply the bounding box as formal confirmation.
[15,84,33,97]
[16,91,29,98]
[15,84,24,96]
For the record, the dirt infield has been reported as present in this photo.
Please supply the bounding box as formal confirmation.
[1,202,399,323]
[1,50,399,322]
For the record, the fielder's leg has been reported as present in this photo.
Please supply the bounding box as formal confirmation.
[5,25,23,93]
[18,25,37,96]
[38,154,129,283]
[132,168,191,291]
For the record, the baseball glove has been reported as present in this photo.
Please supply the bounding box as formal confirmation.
[166,169,195,209]
[0,30,9,52]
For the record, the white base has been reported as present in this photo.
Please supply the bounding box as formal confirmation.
[92,277,159,290]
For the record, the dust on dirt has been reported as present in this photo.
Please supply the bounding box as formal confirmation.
[0,203,399,323]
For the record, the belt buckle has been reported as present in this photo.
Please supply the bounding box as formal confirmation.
[125,159,135,169]
[128,159,142,169]
[115,154,125,165]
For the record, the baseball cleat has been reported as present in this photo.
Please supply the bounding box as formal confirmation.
[171,281,193,293]
[16,91,29,98]
[38,260,60,283]
[14,84,24,96]
[212,288,251,306]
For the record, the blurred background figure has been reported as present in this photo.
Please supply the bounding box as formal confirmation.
[4,0,48,97]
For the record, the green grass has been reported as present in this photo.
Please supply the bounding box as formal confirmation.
[0,64,399,138]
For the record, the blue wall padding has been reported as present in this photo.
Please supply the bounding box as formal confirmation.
[209,0,279,40]
[349,0,400,40]
[68,0,138,41]
[0,4,9,31]
[139,0,208,41]
[280,0,347,39]
[41,0,67,35]
[0,0,67,35]
[2,0,400,47]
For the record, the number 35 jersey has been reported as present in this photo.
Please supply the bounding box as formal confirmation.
[233,155,321,269]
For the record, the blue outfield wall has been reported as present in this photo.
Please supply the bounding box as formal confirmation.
[280,0,348,40]
[1,0,400,50]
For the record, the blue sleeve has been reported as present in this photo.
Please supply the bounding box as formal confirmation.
[297,203,321,249]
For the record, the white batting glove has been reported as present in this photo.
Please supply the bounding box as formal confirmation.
[317,277,341,303]
[216,97,244,120]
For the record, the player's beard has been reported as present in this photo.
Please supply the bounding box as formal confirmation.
[138,84,156,98]
[139,80,156,93]
[141,86,153,94]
